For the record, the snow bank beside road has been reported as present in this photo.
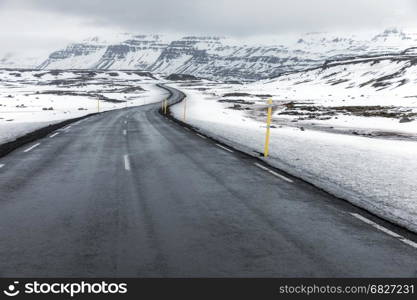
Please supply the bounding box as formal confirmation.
[0,69,166,144]
[171,86,417,233]
[0,83,162,144]
[0,122,54,144]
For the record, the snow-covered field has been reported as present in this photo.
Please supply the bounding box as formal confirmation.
[0,70,165,143]
[182,55,417,141]
[170,80,417,233]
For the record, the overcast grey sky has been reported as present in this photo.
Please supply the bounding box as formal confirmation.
[0,0,416,56]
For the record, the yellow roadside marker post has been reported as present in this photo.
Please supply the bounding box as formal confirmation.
[263,98,273,157]
[161,100,164,113]
[183,97,187,121]
[164,99,168,115]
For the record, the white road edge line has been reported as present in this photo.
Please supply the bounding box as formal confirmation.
[63,125,72,130]
[49,132,60,138]
[399,238,417,249]
[24,143,40,153]
[215,143,234,153]
[350,213,417,249]
[350,213,401,238]
[184,127,190,131]
[123,130,127,136]
[124,154,131,171]
[254,162,293,183]
[75,119,85,125]
[0,164,4,168]
[196,133,206,139]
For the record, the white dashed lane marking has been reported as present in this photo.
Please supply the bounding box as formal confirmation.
[49,132,60,138]
[124,155,131,171]
[73,119,85,126]
[23,143,40,153]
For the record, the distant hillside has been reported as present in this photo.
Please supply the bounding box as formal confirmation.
[261,52,417,95]
[2,28,417,81]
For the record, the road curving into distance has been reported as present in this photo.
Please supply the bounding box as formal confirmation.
[0,84,416,277]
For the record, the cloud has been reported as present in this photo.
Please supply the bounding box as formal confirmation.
[7,0,417,35]
[0,0,416,55]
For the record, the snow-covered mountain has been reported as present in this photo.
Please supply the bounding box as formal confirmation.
[0,52,49,69]
[259,51,417,96]
[2,28,417,81]
[223,50,417,135]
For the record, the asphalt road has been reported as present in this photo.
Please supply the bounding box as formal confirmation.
[0,85,416,277]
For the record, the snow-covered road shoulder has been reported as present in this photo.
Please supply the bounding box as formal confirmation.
[170,84,417,233]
